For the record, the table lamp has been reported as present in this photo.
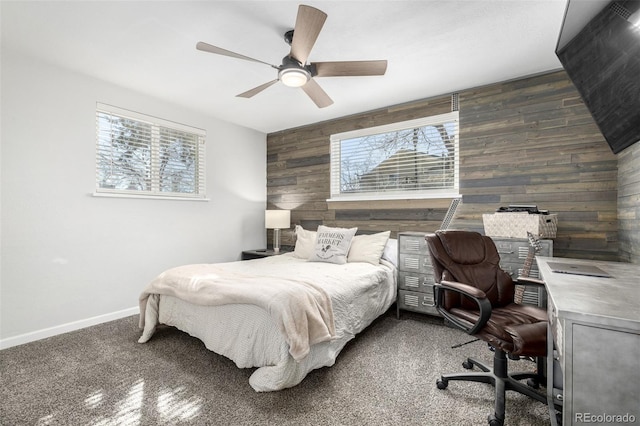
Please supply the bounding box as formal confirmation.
[265,210,291,253]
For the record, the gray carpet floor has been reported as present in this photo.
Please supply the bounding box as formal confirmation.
[0,311,551,425]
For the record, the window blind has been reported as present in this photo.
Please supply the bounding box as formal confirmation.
[330,111,459,200]
[96,103,206,199]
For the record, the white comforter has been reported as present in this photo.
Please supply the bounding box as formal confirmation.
[138,264,336,361]
[138,253,396,391]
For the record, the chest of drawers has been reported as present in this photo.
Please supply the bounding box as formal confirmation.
[396,232,440,317]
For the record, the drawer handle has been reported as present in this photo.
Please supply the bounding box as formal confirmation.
[422,300,435,307]
[498,250,514,254]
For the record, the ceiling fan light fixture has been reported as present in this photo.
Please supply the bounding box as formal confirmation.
[279,68,310,87]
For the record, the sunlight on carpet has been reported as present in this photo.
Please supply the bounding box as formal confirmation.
[34,378,203,426]
[157,385,202,422]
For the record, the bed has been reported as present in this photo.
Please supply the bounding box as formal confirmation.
[138,227,397,392]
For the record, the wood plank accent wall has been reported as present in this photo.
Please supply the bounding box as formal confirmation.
[618,141,640,263]
[457,71,618,260]
[267,70,621,260]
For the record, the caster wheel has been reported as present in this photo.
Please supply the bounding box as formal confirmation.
[462,360,473,369]
[527,378,540,389]
[488,414,504,426]
[436,378,448,389]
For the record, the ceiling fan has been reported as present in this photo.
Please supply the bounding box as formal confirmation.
[196,4,388,108]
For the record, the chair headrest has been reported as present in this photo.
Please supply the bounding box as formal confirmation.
[435,230,487,265]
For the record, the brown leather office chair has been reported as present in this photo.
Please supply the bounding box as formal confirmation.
[425,230,549,426]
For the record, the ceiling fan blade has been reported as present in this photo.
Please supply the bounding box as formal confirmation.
[313,60,388,77]
[236,79,279,98]
[301,79,333,108]
[290,5,327,65]
[196,42,275,68]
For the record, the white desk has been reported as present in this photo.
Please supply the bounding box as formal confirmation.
[536,257,640,426]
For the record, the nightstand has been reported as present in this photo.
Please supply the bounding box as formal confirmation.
[241,249,283,260]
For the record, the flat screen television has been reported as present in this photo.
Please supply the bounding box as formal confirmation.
[556,0,640,154]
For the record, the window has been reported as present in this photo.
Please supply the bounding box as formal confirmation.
[95,103,206,199]
[329,110,459,201]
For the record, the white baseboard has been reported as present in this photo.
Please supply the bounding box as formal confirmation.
[0,306,139,350]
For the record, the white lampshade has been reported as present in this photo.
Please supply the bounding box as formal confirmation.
[265,210,291,229]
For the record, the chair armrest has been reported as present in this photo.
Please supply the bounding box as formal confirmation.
[434,280,492,335]
[515,276,545,286]
[440,280,487,299]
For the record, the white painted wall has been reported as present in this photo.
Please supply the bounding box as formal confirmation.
[0,49,267,347]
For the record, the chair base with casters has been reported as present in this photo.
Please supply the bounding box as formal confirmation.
[436,347,547,426]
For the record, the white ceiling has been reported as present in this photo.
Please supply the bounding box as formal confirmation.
[2,0,571,134]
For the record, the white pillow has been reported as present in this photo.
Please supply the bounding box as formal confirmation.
[381,238,398,267]
[293,225,317,259]
[308,225,358,265]
[347,231,391,265]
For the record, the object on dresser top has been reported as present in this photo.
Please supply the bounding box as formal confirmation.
[483,211,557,239]
[496,205,549,214]
[440,196,462,230]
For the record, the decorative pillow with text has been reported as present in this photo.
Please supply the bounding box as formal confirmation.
[308,225,358,265]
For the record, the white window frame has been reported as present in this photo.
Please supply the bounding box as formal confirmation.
[328,111,460,202]
[94,103,207,200]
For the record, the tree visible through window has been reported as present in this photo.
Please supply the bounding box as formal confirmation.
[330,111,459,200]
[96,104,206,199]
